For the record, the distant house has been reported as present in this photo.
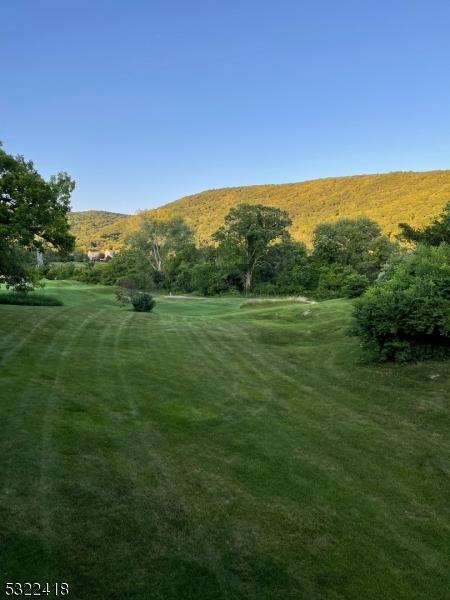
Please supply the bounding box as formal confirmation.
[87,249,119,262]
[87,250,104,262]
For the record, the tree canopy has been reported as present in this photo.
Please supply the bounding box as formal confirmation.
[213,203,292,293]
[312,217,395,281]
[399,201,450,246]
[128,215,194,284]
[0,144,75,288]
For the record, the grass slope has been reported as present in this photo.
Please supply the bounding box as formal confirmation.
[71,170,450,249]
[0,282,449,599]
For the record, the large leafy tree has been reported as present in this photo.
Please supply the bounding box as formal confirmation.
[0,144,75,288]
[312,217,395,281]
[128,215,194,284]
[399,201,450,246]
[213,203,292,293]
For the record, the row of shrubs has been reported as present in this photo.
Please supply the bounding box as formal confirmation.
[40,262,108,284]
[40,256,370,300]
[0,292,63,306]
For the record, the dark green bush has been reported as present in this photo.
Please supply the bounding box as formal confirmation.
[342,272,370,298]
[353,243,450,362]
[99,250,153,289]
[316,264,368,299]
[131,292,155,312]
[73,263,103,284]
[0,292,63,306]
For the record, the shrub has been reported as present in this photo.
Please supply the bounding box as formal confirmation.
[73,263,103,284]
[316,264,368,299]
[131,292,155,312]
[0,292,63,306]
[100,250,153,289]
[353,243,450,362]
[46,262,76,280]
[342,272,370,298]
[115,279,139,305]
[115,280,155,312]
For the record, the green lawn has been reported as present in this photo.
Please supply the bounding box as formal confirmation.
[0,281,449,599]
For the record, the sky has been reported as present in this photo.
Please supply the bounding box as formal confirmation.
[2,0,450,214]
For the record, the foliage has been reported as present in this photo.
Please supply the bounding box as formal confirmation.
[315,264,369,299]
[0,246,41,291]
[353,243,450,362]
[69,171,450,250]
[0,291,62,306]
[100,249,154,289]
[45,262,76,280]
[115,279,155,312]
[127,215,194,289]
[0,144,74,288]
[115,278,140,305]
[342,272,370,298]
[399,200,450,246]
[46,209,395,299]
[67,210,128,252]
[131,292,155,312]
[213,203,292,293]
[259,240,316,294]
[312,217,395,281]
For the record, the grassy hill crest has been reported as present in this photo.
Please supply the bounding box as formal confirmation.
[69,170,450,250]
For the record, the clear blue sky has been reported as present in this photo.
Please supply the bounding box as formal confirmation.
[2,0,450,213]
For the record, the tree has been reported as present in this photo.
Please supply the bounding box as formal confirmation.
[399,201,450,246]
[353,243,450,362]
[312,217,394,282]
[100,249,154,289]
[259,240,315,294]
[213,204,292,293]
[128,215,194,285]
[0,144,75,288]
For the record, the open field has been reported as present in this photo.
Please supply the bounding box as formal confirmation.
[0,281,449,599]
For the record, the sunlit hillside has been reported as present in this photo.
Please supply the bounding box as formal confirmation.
[68,210,128,251]
[70,170,450,249]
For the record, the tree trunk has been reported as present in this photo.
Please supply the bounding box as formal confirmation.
[244,270,252,294]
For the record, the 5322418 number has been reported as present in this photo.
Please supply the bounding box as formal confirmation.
[4,582,69,596]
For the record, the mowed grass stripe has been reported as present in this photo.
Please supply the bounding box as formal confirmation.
[0,282,449,599]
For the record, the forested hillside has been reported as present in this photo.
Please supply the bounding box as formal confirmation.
[70,170,450,249]
[68,210,128,251]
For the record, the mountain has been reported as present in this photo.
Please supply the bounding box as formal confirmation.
[68,210,129,251]
[69,170,450,250]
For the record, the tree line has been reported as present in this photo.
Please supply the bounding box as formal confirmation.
[2,143,450,362]
[44,205,397,300]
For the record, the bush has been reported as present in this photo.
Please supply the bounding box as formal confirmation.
[46,262,76,280]
[100,250,154,289]
[316,264,368,299]
[353,244,450,362]
[0,292,63,306]
[342,272,369,298]
[131,292,155,312]
[72,263,103,284]
[115,280,155,312]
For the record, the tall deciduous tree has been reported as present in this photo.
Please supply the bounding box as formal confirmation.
[128,215,194,280]
[213,204,292,293]
[312,217,394,281]
[0,144,75,288]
